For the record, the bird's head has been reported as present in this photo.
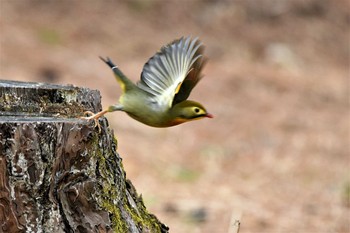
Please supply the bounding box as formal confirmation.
[169,100,213,125]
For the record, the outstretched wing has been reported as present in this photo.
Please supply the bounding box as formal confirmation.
[137,37,205,108]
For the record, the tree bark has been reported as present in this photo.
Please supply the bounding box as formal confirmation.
[0,80,168,233]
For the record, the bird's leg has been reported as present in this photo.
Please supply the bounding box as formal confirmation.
[81,104,123,132]
[82,109,109,120]
[81,109,108,132]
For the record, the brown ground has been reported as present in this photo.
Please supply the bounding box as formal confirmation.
[1,0,349,232]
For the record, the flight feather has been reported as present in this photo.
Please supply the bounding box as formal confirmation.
[138,37,206,108]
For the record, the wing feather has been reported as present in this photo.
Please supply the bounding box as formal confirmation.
[138,37,205,108]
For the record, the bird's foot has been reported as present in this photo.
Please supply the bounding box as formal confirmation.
[81,110,108,132]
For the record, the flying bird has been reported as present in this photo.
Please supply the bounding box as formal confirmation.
[83,37,213,128]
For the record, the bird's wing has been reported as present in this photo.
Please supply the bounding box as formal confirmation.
[137,37,205,108]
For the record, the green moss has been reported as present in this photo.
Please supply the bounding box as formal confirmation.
[90,132,126,231]
[91,133,165,232]
[123,181,164,232]
[101,198,128,232]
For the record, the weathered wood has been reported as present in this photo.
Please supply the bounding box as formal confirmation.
[0,80,168,233]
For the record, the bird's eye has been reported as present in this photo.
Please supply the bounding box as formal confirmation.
[194,108,200,113]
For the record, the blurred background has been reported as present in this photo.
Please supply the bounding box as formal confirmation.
[1,0,349,232]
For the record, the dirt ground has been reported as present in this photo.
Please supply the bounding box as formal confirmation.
[1,0,349,232]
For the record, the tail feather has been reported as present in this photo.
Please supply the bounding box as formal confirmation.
[100,56,135,92]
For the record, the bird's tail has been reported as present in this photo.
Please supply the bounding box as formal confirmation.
[99,56,136,92]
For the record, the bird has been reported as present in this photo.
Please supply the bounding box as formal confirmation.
[82,36,213,129]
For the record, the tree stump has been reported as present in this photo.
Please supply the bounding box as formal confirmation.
[0,80,168,233]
